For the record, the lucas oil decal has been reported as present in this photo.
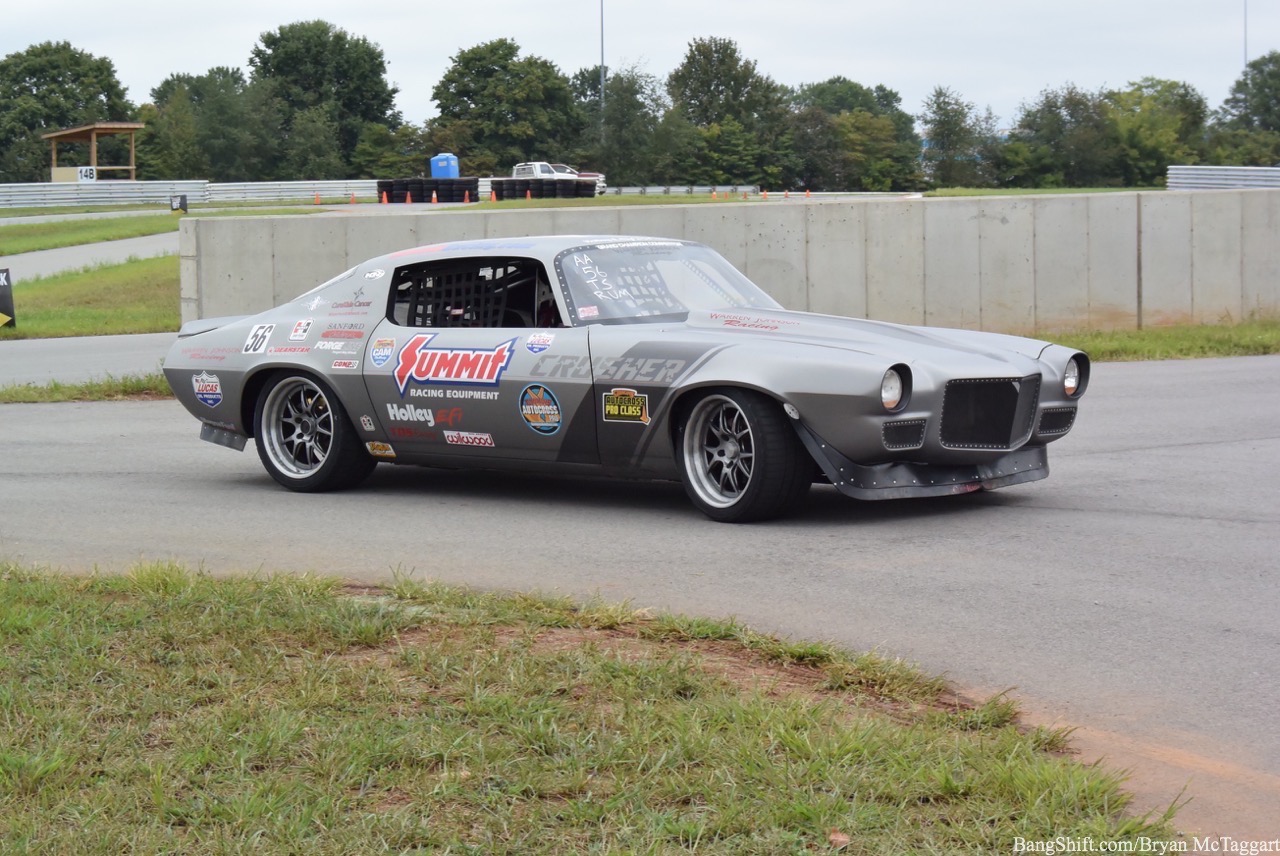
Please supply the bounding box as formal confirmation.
[602,388,650,424]
[525,332,554,354]
[393,333,516,395]
[519,385,561,435]
[192,371,222,407]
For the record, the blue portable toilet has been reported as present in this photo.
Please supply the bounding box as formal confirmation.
[430,153,460,178]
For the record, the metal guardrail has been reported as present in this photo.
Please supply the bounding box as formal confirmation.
[0,179,774,209]
[1167,165,1280,190]
[0,180,209,208]
[0,179,384,209]
[207,180,378,202]
[603,185,760,196]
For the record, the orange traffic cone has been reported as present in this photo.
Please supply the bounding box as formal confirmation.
[381,191,388,204]
[313,191,320,204]
[489,190,497,202]
[349,192,357,204]
[742,191,748,200]
[406,191,413,204]
[762,190,768,201]
[464,190,470,203]
[784,189,790,199]
[525,189,532,200]
[431,190,438,204]
[711,190,718,200]
[805,189,811,198]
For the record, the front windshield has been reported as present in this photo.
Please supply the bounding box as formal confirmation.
[553,240,781,324]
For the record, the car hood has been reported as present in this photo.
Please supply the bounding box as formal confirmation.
[682,309,1053,366]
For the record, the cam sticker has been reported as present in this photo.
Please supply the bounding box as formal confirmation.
[602,388,650,424]
[370,338,396,367]
[366,441,396,458]
[393,333,516,395]
[289,319,313,341]
[192,371,222,407]
[242,323,275,354]
[525,332,554,354]
[519,385,562,435]
[444,431,495,448]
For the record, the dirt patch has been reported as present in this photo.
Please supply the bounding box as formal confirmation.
[1010,701,1280,840]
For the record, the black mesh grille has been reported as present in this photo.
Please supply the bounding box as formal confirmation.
[1037,407,1077,435]
[883,419,927,450]
[941,375,1041,450]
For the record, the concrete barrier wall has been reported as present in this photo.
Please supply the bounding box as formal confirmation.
[181,189,1280,332]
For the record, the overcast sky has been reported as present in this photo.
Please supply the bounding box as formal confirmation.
[8,1,1277,128]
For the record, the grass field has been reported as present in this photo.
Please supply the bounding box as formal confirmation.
[0,208,328,255]
[0,562,1176,854]
[0,256,178,340]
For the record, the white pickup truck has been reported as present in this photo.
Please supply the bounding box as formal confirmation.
[512,162,607,194]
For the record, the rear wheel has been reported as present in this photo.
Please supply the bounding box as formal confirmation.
[254,372,376,492]
[677,389,811,522]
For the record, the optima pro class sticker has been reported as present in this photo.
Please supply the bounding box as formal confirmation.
[602,388,650,424]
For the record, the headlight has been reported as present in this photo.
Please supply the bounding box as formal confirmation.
[1064,358,1081,397]
[881,368,904,411]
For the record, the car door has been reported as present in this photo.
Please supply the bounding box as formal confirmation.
[362,254,597,465]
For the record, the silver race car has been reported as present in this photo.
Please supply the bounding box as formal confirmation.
[163,236,1089,521]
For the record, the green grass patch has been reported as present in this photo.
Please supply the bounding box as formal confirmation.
[1054,317,1280,361]
[924,187,1145,197]
[472,192,742,210]
[0,372,171,403]
[0,256,178,339]
[0,214,183,254]
[0,208,329,255]
[0,562,1175,853]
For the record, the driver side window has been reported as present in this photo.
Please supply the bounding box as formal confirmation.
[389,257,563,329]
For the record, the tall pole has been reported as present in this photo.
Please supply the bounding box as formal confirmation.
[599,0,604,142]
[1244,0,1248,67]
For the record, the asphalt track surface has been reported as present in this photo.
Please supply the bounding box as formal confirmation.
[1,224,1277,836]
[1,352,1277,837]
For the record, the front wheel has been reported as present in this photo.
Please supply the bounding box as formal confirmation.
[253,372,376,492]
[676,389,812,522]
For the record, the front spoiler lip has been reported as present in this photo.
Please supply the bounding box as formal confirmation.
[793,422,1049,500]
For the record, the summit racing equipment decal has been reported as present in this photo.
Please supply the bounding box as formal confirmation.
[192,371,222,407]
[602,388,650,424]
[393,334,516,396]
[519,385,562,435]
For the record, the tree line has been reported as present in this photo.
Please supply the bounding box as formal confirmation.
[2,21,1278,191]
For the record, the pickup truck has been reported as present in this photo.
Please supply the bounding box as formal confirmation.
[512,161,606,194]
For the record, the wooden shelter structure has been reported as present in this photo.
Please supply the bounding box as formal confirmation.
[41,122,146,180]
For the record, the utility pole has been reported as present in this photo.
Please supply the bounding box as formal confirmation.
[600,0,607,143]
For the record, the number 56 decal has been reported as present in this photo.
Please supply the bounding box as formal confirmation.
[242,324,276,354]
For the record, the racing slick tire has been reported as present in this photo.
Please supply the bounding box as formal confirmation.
[676,388,811,522]
[253,371,376,492]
